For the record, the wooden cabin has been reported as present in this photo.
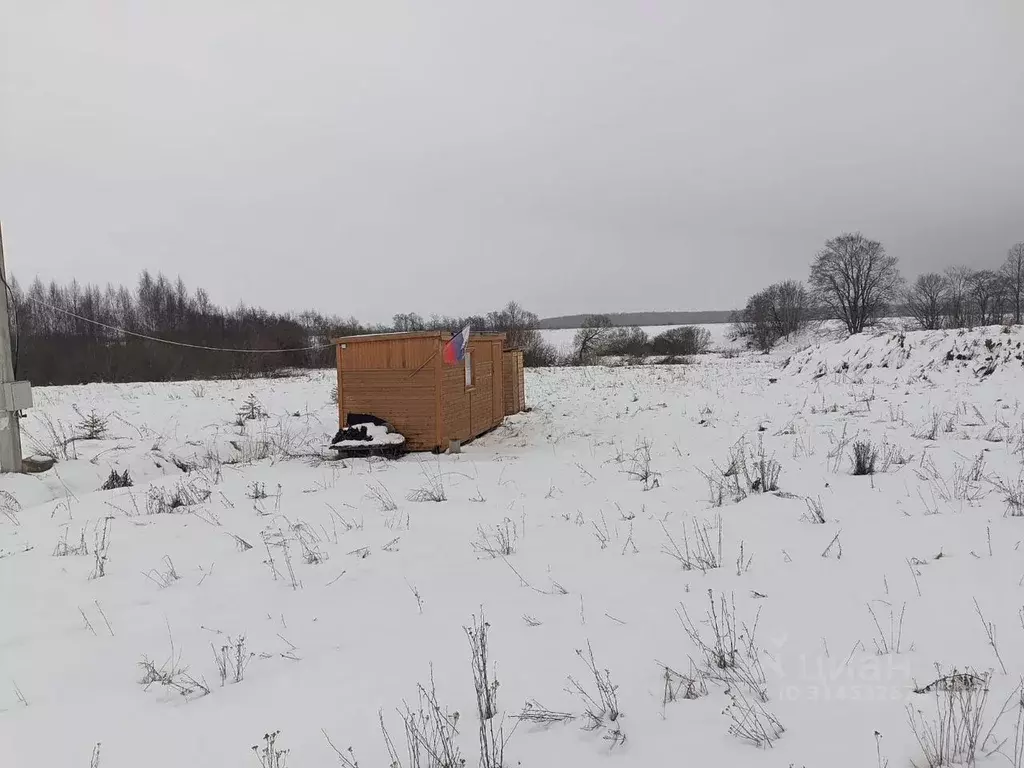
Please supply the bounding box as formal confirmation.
[332,331,527,452]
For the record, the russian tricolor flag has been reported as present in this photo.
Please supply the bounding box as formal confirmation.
[443,325,471,364]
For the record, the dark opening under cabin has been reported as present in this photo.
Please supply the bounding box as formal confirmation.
[332,331,527,452]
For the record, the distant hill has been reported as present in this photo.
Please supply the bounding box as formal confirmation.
[538,310,735,329]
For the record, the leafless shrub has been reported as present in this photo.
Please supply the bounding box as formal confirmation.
[407,461,447,503]
[473,519,518,558]
[879,442,913,473]
[253,731,288,768]
[383,672,465,768]
[291,519,328,565]
[916,454,989,507]
[323,731,360,768]
[678,590,767,701]
[246,482,268,500]
[867,601,909,655]
[170,454,198,473]
[24,413,77,461]
[826,422,853,473]
[567,641,625,746]
[659,661,709,707]
[991,474,1024,517]
[749,441,781,493]
[515,700,576,726]
[591,512,612,549]
[699,438,781,505]
[907,667,992,767]
[973,599,1007,675]
[368,481,398,512]
[1005,685,1024,768]
[146,479,212,515]
[624,437,659,490]
[915,411,944,441]
[190,383,207,398]
[142,555,180,588]
[384,507,410,530]
[852,440,878,476]
[466,610,511,768]
[53,525,89,557]
[406,581,425,614]
[213,634,254,686]
[802,496,826,524]
[660,515,723,572]
[726,688,785,748]
[821,530,844,559]
[0,490,22,525]
[90,517,113,579]
[261,529,302,590]
[138,628,210,699]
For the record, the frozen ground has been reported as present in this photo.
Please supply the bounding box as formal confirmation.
[3,326,1024,767]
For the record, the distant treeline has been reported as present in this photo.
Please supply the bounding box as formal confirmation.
[537,310,735,329]
[732,235,1023,352]
[9,272,365,385]
[9,274,559,385]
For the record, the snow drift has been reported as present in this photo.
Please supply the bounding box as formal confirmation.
[785,325,1024,383]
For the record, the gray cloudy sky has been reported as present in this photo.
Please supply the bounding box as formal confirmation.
[2,1,1022,324]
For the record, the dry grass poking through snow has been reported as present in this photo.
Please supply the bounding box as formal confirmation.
[6,329,1024,767]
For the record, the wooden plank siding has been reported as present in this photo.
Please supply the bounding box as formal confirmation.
[502,349,525,415]
[333,331,506,452]
[441,337,504,446]
[335,334,441,451]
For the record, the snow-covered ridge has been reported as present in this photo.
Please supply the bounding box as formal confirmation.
[785,325,1024,382]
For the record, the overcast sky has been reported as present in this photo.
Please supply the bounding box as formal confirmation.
[2,1,1022,324]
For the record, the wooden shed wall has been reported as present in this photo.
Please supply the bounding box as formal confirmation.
[337,336,441,451]
[502,349,526,415]
[441,338,504,445]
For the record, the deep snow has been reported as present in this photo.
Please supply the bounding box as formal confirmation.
[3,327,1024,767]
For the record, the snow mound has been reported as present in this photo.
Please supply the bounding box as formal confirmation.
[785,325,1024,382]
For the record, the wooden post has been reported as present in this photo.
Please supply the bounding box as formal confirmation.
[0,221,24,473]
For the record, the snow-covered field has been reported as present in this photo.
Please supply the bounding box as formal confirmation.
[540,322,742,355]
[4,326,1024,767]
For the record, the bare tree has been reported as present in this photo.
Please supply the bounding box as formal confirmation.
[651,326,711,356]
[944,265,974,328]
[392,313,426,332]
[1002,242,1024,325]
[808,233,903,335]
[905,273,949,330]
[487,301,538,350]
[968,270,1006,326]
[771,280,812,338]
[733,280,811,351]
[573,314,614,364]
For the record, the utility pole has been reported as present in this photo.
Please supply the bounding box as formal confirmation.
[0,220,28,473]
